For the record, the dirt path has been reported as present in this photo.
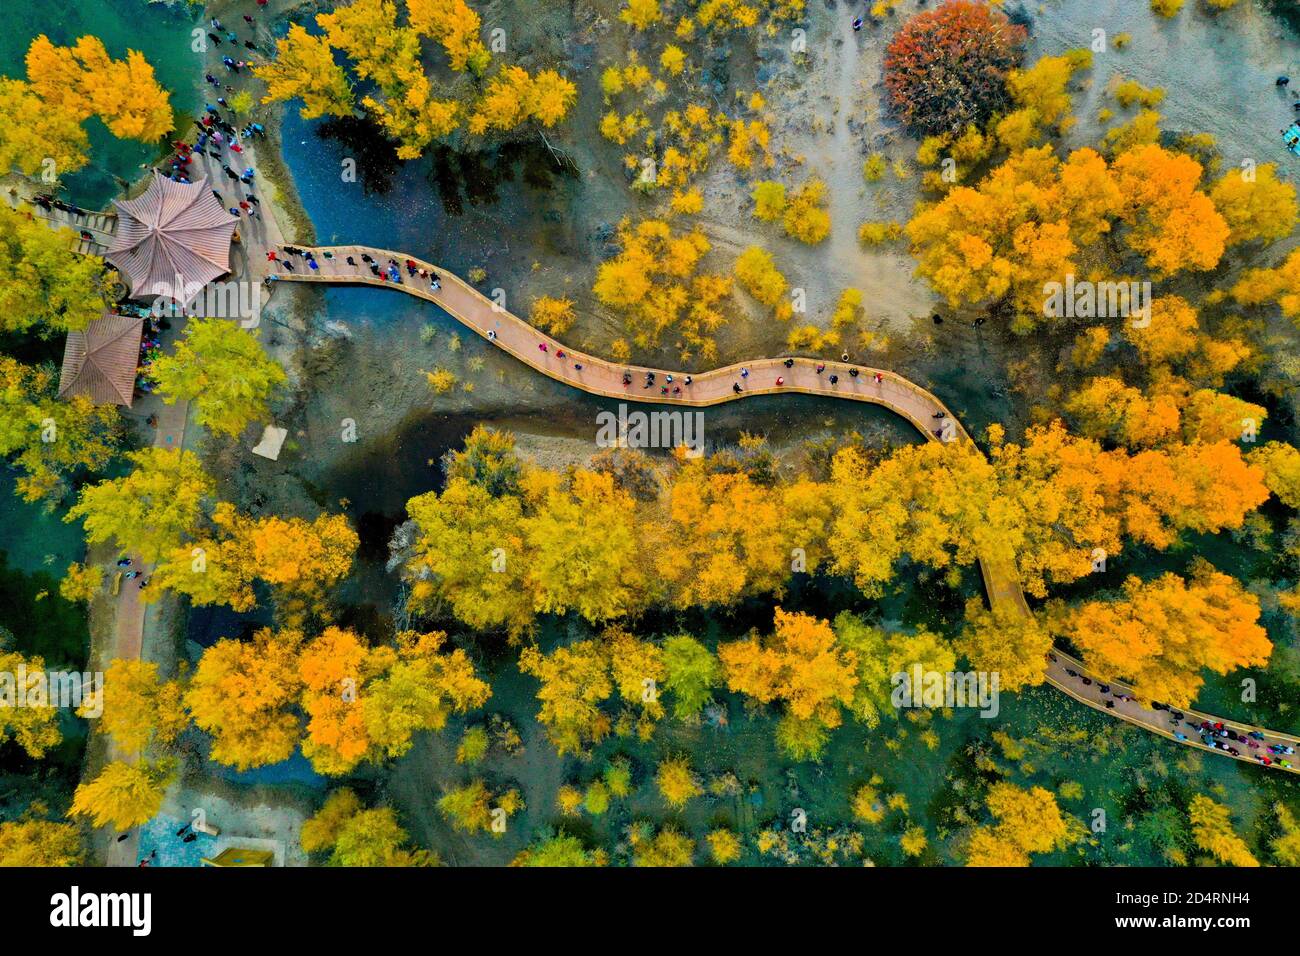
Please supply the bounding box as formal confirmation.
[269,241,1300,774]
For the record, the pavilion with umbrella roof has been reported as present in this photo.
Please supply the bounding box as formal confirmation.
[58,311,146,407]
[104,171,238,306]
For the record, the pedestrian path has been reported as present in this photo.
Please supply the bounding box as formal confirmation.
[3,184,118,255]
[272,242,1300,772]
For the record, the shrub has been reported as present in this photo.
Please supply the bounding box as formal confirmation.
[426,368,457,393]
[455,726,489,764]
[783,178,830,244]
[604,756,634,798]
[655,756,702,809]
[530,295,576,335]
[706,828,742,864]
[858,221,903,245]
[751,180,787,221]
[734,246,788,306]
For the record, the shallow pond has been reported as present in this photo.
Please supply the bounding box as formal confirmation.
[2,0,202,208]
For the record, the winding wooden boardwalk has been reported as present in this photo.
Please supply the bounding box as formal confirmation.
[272,243,1300,771]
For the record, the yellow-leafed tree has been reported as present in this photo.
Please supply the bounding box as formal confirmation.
[255,24,355,119]
[185,627,304,770]
[70,760,177,831]
[84,659,188,756]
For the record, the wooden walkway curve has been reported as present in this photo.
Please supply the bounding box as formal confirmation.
[271,243,1300,772]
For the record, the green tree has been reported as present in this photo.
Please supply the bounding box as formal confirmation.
[441,424,523,496]
[0,356,119,503]
[0,203,112,334]
[301,788,437,866]
[661,634,720,718]
[150,317,286,437]
[65,447,213,561]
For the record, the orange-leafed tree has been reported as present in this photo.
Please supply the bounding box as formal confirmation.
[966,783,1079,866]
[1231,247,1300,323]
[883,1,1028,136]
[1111,143,1229,276]
[185,627,304,770]
[1047,562,1271,706]
[521,469,650,623]
[956,599,1052,692]
[719,608,858,759]
[298,626,376,776]
[660,467,790,607]
[298,627,490,775]
[26,35,172,142]
[156,504,358,619]
[1209,163,1298,246]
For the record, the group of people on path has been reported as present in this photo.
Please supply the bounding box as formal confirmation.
[1054,651,1296,769]
[135,817,204,866]
[115,556,150,591]
[727,360,886,396]
[158,9,266,232]
[28,192,102,243]
[162,103,261,233]
[268,247,445,294]
[627,369,689,396]
[206,14,264,69]
[1194,721,1295,767]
